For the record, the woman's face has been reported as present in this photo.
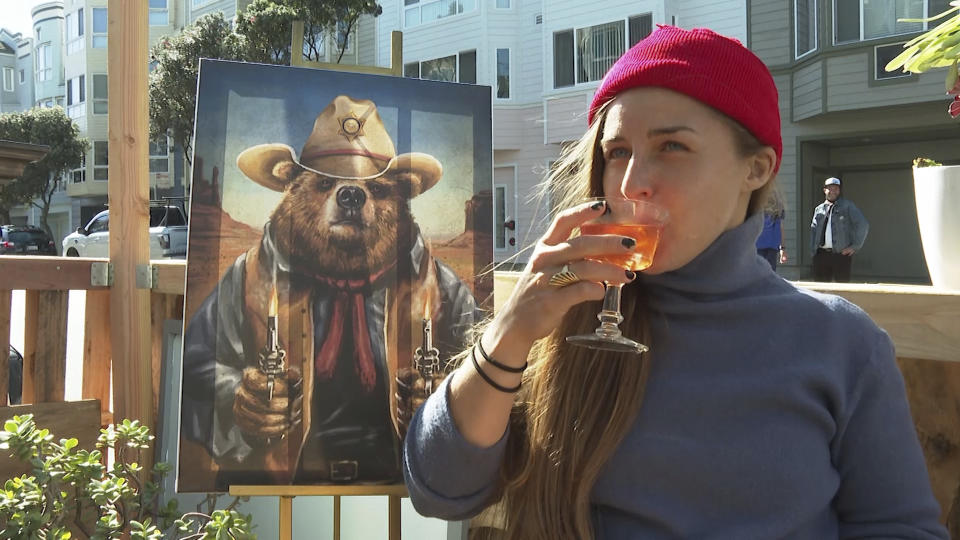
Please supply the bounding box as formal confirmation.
[600,87,770,274]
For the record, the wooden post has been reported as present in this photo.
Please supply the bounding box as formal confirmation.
[21,290,38,404]
[279,496,293,540]
[388,495,401,540]
[33,291,68,402]
[333,495,341,540]
[83,290,112,426]
[0,289,10,404]
[107,0,153,434]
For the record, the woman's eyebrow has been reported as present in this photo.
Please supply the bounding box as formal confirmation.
[648,125,697,136]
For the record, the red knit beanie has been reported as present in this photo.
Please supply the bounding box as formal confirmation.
[589,25,782,172]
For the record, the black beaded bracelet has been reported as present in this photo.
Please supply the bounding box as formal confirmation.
[471,346,521,393]
[476,340,526,373]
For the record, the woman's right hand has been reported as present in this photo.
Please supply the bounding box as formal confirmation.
[481,199,640,362]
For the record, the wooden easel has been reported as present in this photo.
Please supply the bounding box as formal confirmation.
[228,24,408,540]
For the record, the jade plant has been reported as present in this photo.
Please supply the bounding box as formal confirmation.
[0,414,254,539]
[885,1,960,117]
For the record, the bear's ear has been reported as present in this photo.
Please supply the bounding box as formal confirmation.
[386,170,422,199]
[272,160,303,184]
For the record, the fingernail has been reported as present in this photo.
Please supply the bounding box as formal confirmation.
[590,201,604,210]
[625,270,636,280]
[621,237,636,249]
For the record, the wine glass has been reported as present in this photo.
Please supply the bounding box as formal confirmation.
[565,197,669,354]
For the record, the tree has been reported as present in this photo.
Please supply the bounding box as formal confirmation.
[236,0,383,65]
[148,12,247,168]
[0,107,87,243]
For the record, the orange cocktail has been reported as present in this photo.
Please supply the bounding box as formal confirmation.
[579,222,662,271]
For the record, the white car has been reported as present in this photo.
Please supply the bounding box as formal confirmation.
[62,206,188,259]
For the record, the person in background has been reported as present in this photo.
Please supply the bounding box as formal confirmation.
[756,188,787,270]
[810,177,869,282]
[402,26,946,539]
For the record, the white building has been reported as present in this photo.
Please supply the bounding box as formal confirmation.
[378,0,746,266]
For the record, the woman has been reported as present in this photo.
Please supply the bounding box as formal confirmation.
[403,26,946,539]
[757,188,788,270]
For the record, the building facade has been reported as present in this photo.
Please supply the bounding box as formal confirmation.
[752,0,958,282]
[378,0,747,266]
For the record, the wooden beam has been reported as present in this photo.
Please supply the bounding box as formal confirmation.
[108,0,153,434]
[32,291,68,402]
[152,259,187,295]
[229,485,408,497]
[21,290,38,404]
[388,495,401,540]
[0,290,10,404]
[82,289,112,421]
[0,257,111,291]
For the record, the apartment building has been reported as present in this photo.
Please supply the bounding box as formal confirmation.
[753,0,959,282]
[0,28,36,114]
[378,0,747,266]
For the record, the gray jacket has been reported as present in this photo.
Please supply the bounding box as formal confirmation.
[810,198,869,254]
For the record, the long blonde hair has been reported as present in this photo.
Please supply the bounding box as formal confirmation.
[473,103,776,540]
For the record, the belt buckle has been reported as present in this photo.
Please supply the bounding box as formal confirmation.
[330,460,359,482]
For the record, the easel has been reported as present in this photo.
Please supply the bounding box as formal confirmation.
[229,24,408,540]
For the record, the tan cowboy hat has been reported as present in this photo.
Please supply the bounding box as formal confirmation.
[237,95,442,196]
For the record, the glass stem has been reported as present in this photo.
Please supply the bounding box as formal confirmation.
[594,282,625,339]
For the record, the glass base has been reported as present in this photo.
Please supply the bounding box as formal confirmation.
[566,333,649,354]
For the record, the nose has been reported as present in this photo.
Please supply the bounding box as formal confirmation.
[618,157,653,200]
[336,186,366,210]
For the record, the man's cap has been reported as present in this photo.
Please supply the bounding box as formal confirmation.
[588,25,782,172]
[824,177,841,187]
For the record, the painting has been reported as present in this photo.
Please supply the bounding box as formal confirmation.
[178,59,492,492]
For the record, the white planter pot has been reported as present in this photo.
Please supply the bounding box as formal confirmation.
[913,165,960,289]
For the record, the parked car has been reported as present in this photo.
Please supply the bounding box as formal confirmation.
[0,225,57,256]
[62,205,188,259]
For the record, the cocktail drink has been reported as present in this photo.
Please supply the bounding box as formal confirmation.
[566,198,668,354]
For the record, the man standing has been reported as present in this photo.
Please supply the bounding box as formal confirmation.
[810,177,869,282]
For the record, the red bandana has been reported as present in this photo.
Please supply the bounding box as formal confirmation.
[313,266,391,392]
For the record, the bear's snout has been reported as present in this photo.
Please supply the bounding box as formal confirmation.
[336,186,366,210]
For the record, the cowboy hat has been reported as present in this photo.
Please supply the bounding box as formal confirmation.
[237,95,443,197]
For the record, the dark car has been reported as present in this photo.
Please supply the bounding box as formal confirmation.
[0,225,57,255]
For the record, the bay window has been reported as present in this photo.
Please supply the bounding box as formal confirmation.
[554,14,652,88]
[834,0,953,43]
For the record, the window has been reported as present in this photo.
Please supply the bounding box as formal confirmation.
[67,75,85,119]
[2,68,13,92]
[410,50,476,83]
[71,155,85,183]
[93,141,108,181]
[92,8,107,48]
[334,20,354,54]
[35,43,52,82]
[496,48,510,99]
[796,0,817,57]
[67,8,84,54]
[553,15,651,89]
[149,0,168,26]
[35,27,40,41]
[876,41,913,78]
[88,214,108,233]
[404,0,477,28]
[496,0,510,7]
[833,0,946,43]
[18,69,24,84]
[149,138,169,173]
[92,74,107,114]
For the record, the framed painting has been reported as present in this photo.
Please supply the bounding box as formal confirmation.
[178,59,492,492]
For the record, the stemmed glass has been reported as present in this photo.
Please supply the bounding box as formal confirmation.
[566,197,669,354]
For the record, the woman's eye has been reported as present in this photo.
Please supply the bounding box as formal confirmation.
[662,141,688,152]
[607,147,631,159]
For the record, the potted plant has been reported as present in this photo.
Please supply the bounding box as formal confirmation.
[0,414,255,539]
[885,3,960,289]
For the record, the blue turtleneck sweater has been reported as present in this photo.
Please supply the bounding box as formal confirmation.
[402,214,947,539]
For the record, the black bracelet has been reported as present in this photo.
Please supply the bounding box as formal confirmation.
[476,340,526,373]
[471,347,521,393]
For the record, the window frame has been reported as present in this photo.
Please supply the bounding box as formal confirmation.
[92,74,107,114]
[149,137,170,173]
[408,50,477,83]
[494,0,511,9]
[66,8,85,55]
[796,0,818,58]
[149,0,169,26]
[67,75,86,119]
[404,0,478,29]
[2,68,13,92]
[93,141,108,181]
[334,20,355,55]
[35,43,52,82]
[92,8,107,48]
[70,154,86,184]
[552,13,652,90]
[874,41,914,80]
[833,0,940,45]
[18,69,24,84]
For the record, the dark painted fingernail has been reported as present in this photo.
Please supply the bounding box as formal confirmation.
[590,201,604,210]
[621,237,636,249]
[625,270,636,280]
